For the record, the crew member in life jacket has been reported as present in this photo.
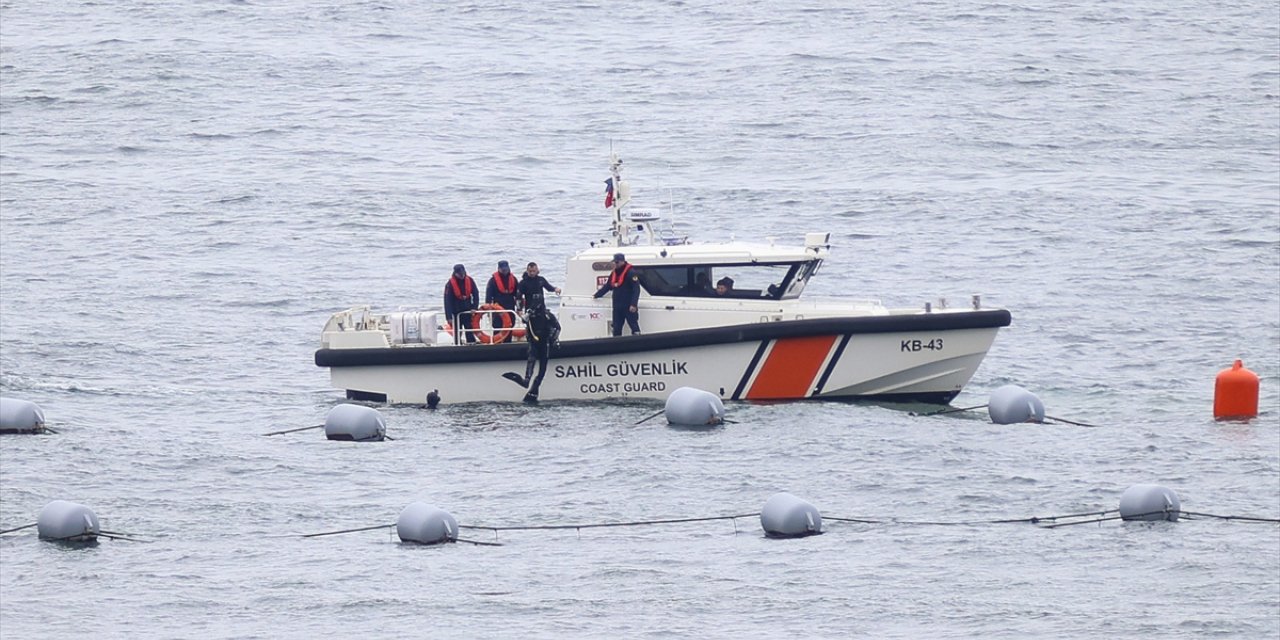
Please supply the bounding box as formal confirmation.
[593,252,641,336]
[485,260,519,310]
[443,263,479,343]
[503,261,562,403]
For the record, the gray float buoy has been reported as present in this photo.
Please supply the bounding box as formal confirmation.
[664,387,726,426]
[0,397,46,434]
[396,502,458,545]
[37,500,99,542]
[324,404,386,442]
[987,384,1045,424]
[760,492,823,538]
[1119,484,1181,522]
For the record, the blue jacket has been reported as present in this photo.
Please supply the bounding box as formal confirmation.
[443,275,478,319]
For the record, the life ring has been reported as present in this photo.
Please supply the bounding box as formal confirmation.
[471,304,513,344]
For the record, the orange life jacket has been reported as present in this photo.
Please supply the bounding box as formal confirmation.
[492,271,517,295]
[610,263,633,287]
[448,275,474,300]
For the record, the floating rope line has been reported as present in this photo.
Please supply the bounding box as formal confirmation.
[454,537,504,547]
[634,410,666,425]
[0,522,148,541]
[462,514,757,541]
[1181,511,1280,523]
[299,523,502,546]
[297,506,1280,545]
[908,404,987,417]
[262,424,325,437]
[301,523,394,538]
[1041,513,1138,529]
[461,513,757,532]
[96,530,150,542]
[1038,509,1183,529]
[0,523,37,535]
[1043,415,1099,428]
[827,509,1120,526]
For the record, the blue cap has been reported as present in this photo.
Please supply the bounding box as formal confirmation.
[498,260,509,270]
[613,253,625,262]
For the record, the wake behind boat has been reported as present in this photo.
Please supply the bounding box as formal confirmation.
[315,155,1012,405]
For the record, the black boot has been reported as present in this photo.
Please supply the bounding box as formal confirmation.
[502,372,527,387]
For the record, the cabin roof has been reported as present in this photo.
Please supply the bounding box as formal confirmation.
[570,240,827,265]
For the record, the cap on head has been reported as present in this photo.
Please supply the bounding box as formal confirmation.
[453,263,465,274]
[613,253,625,262]
[498,260,509,270]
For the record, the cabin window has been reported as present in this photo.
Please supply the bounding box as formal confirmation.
[634,262,814,300]
[634,266,715,296]
[783,259,820,297]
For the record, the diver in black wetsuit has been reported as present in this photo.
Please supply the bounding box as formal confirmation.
[502,262,562,403]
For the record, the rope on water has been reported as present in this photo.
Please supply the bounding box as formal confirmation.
[300,524,503,546]
[1043,415,1099,428]
[827,509,1119,526]
[634,409,666,425]
[461,513,758,533]
[0,523,37,535]
[296,507,1279,543]
[301,523,394,538]
[455,537,503,547]
[1181,510,1280,523]
[96,531,150,542]
[908,404,987,417]
[262,424,325,437]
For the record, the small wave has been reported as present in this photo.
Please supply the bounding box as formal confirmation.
[363,32,415,40]
[209,194,255,205]
[234,299,296,309]
[18,94,62,105]
[188,133,235,141]
[786,53,842,62]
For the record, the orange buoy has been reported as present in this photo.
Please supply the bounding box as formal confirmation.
[1214,359,1259,419]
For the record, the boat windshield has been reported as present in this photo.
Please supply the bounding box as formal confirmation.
[635,261,819,300]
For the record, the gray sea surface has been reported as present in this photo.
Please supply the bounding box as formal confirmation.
[2,1,1278,638]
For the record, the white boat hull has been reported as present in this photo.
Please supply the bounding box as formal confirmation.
[317,313,1010,405]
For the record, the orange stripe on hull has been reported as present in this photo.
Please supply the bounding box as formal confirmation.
[745,335,838,400]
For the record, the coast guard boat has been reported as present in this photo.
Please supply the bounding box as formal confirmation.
[315,155,1012,405]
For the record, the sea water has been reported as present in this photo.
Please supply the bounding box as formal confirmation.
[1,2,1277,637]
